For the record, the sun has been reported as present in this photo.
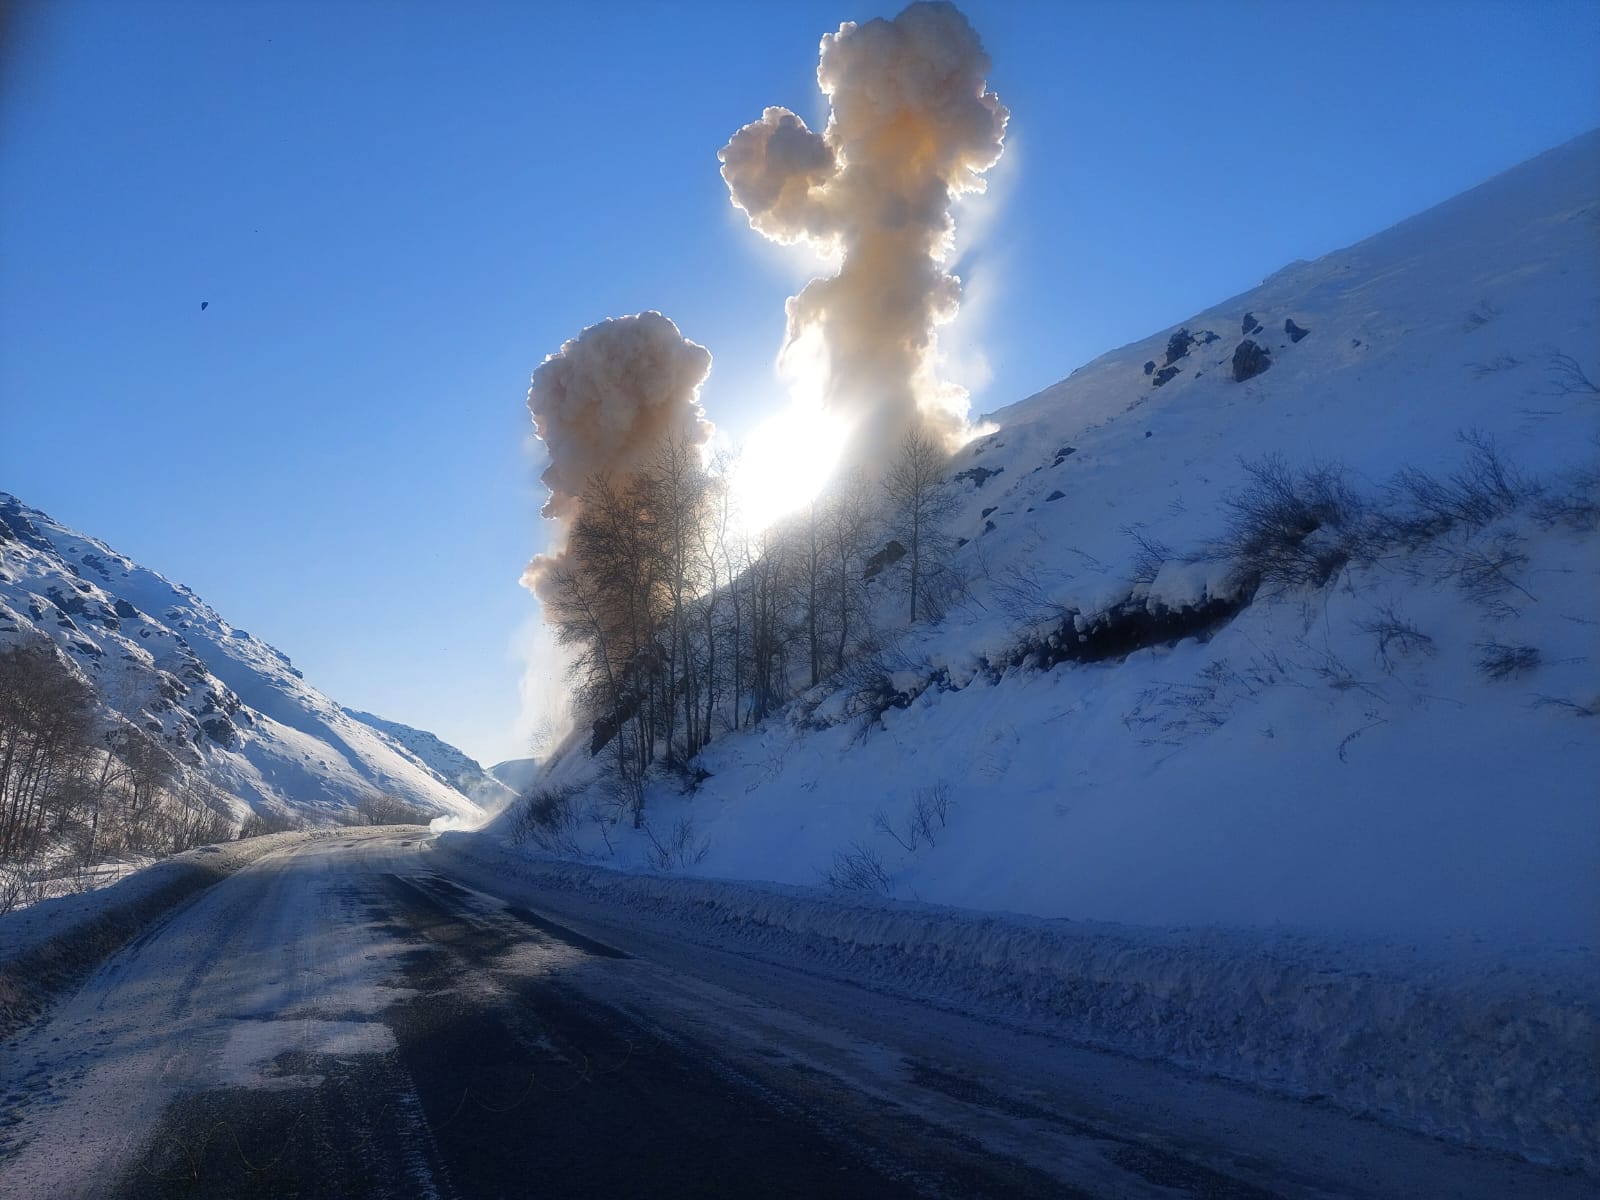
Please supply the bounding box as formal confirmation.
[731,401,850,534]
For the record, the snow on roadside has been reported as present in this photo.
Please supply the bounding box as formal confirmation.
[0,829,406,1040]
[432,831,1599,1173]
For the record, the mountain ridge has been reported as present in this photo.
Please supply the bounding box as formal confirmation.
[0,494,483,826]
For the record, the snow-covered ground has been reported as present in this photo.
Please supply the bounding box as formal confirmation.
[510,130,1599,947]
[433,833,1597,1173]
[2,831,1590,1195]
[0,497,483,826]
[477,132,1600,1168]
[0,831,321,1037]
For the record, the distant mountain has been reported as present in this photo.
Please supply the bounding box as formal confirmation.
[488,758,539,797]
[0,496,482,826]
[344,709,517,811]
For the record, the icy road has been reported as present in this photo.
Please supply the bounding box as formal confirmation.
[0,833,1584,1199]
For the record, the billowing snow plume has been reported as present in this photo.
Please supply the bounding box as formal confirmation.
[520,311,713,599]
[720,0,1008,463]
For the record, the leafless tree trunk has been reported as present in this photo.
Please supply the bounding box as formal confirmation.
[882,427,959,624]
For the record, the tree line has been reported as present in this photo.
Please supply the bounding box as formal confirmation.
[0,639,234,869]
[542,427,960,827]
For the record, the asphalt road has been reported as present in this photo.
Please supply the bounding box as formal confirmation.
[0,834,1586,1198]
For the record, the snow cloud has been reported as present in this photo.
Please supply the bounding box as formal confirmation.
[720,1,1008,465]
[520,310,713,599]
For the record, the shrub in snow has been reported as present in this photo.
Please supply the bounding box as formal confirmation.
[1220,455,1370,593]
[1475,640,1541,681]
[821,842,892,894]
[350,792,431,827]
[1381,430,1533,543]
[873,781,953,852]
[1354,603,1436,672]
[506,785,587,856]
[642,814,710,870]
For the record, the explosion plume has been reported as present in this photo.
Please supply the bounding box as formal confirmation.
[720,0,1008,464]
[520,311,713,599]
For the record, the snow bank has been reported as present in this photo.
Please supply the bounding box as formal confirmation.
[0,831,352,1039]
[434,831,1600,1173]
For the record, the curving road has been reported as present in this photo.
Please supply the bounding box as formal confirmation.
[0,833,1584,1198]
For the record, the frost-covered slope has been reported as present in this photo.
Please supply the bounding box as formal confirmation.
[488,757,540,797]
[0,497,482,825]
[518,131,1600,949]
[343,708,516,810]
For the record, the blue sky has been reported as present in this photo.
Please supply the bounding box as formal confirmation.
[2,0,1596,766]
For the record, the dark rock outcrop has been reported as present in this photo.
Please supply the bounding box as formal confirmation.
[1232,340,1272,382]
[954,466,1003,489]
[1153,365,1180,387]
[863,540,907,580]
[1285,318,1310,343]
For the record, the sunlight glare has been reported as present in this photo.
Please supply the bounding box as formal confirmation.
[733,404,849,534]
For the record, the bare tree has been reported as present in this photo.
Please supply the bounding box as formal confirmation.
[881,427,960,623]
[823,468,876,674]
[0,640,96,861]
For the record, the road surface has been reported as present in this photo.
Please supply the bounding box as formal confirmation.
[0,833,1584,1198]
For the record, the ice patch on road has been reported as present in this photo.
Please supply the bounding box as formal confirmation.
[217,1018,397,1090]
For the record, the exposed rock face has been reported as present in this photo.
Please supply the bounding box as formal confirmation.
[1153,366,1180,387]
[1285,318,1310,343]
[863,540,908,580]
[1232,339,1272,382]
[1242,311,1263,335]
[1164,329,1196,365]
[954,466,1003,488]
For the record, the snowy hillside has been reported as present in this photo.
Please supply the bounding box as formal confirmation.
[0,496,483,826]
[343,708,517,810]
[514,131,1600,948]
[488,757,540,796]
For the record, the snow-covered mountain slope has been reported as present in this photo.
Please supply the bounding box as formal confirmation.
[488,758,539,797]
[518,131,1600,948]
[0,496,483,826]
[343,708,516,810]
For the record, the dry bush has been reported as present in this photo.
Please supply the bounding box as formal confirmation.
[238,809,299,839]
[642,814,710,870]
[873,780,953,852]
[821,842,892,895]
[352,792,431,827]
[1545,352,1599,397]
[1382,431,1534,543]
[1356,604,1437,672]
[1476,641,1540,681]
[1222,456,1371,592]
[507,785,586,856]
[1533,459,1600,532]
